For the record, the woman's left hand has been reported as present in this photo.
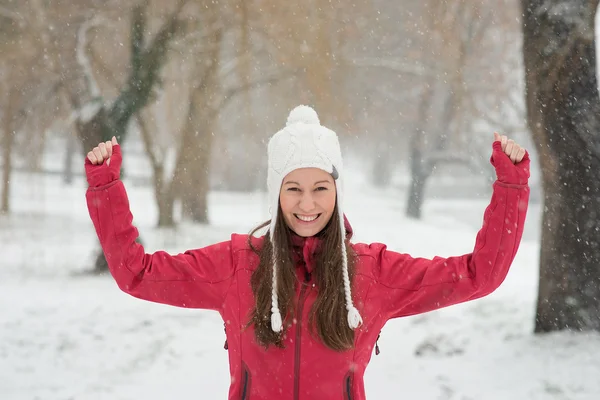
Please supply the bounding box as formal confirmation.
[491,132,530,186]
[494,132,526,164]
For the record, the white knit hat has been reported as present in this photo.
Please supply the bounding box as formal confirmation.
[266,105,362,333]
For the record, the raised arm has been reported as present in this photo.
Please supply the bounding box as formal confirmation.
[85,138,234,312]
[373,136,530,320]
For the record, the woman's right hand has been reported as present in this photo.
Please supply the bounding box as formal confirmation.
[85,136,122,188]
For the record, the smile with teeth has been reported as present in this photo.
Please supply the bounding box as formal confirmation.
[295,213,321,222]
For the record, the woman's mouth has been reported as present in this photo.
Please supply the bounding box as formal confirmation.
[294,213,321,223]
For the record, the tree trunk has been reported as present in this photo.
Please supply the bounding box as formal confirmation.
[178,24,222,224]
[181,141,211,223]
[406,144,428,219]
[156,180,176,227]
[178,88,214,224]
[1,88,17,215]
[63,131,75,184]
[1,124,13,215]
[136,113,177,228]
[522,0,600,331]
[371,142,392,188]
[406,84,435,219]
[406,80,462,219]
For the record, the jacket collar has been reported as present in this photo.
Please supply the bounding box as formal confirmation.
[289,214,353,274]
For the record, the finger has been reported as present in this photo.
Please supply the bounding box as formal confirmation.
[87,151,98,165]
[505,139,514,157]
[112,136,118,146]
[93,147,104,164]
[515,147,526,163]
[98,142,109,159]
[501,135,508,152]
[509,145,520,163]
[106,140,113,158]
[494,132,501,142]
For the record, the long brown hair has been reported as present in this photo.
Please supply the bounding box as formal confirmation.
[247,204,357,351]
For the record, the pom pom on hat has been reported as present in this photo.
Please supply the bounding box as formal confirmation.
[286,105,320,126]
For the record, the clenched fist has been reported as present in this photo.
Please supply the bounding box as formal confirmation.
[84,136,122,188]
[491,132,530,186]
[493,132,526,164]
[87,136,118,165]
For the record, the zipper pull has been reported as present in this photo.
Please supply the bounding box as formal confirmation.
[305,271,311,282]
[375,332,381,355]
[223,322,228,350]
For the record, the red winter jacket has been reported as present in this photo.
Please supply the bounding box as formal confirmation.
[85,142,529,400]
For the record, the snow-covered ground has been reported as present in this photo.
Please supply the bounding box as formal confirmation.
[2,166,600,400]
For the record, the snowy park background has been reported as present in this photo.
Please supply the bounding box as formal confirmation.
[3,160,600,399]
[3,1,600,399]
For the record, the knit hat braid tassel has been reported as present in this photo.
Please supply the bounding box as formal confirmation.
[338,195,362,329]
[270,226,284,333]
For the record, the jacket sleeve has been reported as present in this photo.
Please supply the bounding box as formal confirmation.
[374,180,529,320]
[86,180,234,312]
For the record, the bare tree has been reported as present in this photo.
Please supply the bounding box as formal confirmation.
[137,2,289,226]
[61,1,190,273]
[72,2,186,153]
[135,15,223,227]
[403,0,524,218]
[522,0,600,331]
[0,0,65,213]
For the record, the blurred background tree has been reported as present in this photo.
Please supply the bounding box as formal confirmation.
[522,0,600,332]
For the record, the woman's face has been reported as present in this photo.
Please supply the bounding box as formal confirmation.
[279,168,337,237]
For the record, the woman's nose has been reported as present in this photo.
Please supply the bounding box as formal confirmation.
[298,193,316,212]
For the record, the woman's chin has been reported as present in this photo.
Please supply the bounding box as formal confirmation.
[291,227,319,237]
[290,222,325,237]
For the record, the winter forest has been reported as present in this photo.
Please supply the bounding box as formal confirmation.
[2,0,600,399]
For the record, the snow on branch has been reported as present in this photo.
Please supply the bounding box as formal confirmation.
[76,16,106,99]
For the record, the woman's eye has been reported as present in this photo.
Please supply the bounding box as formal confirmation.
[287,187,300,192]
[315,187,328,191]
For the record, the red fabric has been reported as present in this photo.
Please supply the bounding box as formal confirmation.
[85,142,530,399]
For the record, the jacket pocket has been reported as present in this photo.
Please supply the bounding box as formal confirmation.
[241,361,252,400]
[343,370,353,400]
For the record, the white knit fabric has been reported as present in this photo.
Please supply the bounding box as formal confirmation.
[266,105,363,332]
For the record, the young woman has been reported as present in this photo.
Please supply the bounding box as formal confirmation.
[85,105,530,400]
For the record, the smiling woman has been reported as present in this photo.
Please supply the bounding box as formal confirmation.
[84,105,530,400]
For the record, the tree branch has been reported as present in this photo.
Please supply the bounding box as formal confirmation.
[136,113,161,170]
[217,69,296,111]
[0,5,24,22]
[349,57,437,78]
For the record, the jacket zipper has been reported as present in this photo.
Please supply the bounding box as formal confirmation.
[241,369,248,400]
[294,271,311,400]
[345,371,353,400]
[241,361,251,399]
